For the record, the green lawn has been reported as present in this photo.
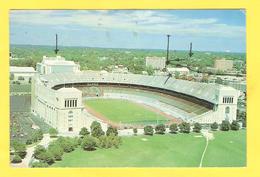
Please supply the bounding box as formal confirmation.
[52,130,246,167]
[85,99,169,124]
[52,134,206,167]
[202,129,246,167]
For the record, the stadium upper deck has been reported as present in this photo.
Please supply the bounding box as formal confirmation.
[39,71,231,105]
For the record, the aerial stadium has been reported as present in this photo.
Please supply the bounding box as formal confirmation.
[31,55,240,134]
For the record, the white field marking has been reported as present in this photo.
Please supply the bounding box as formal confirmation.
[199,130,214,167]
[194,135,203,138]
[141,138,148,141]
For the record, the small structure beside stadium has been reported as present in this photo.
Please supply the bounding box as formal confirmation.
[31,56,241,134]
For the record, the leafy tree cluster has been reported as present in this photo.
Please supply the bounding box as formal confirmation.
[12,140,27,160]
[32,136,79,167]
[79,123,121,151]
[26,129,44,145]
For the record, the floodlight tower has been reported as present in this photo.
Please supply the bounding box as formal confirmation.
[54,34,59,55]
[189,42,194,58]
[166,34,171,65]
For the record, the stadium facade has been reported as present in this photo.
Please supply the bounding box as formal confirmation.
[31,56,241,133]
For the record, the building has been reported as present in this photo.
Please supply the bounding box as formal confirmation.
[31,56,241,134]
[214,58,233,71]
[10,66,36,83]
[32,56,86,134]
[145,56,166,70]
[36,56,80,75]
[167,67,190,76]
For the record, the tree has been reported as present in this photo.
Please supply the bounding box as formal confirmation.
[49,128,58,138]
[193,123,202,133]
[146,66,154,75]
[10,73,14,80]
[220,120,230,131]
[155,124,166,134]
[90,121,105,138]
[18,76,25,80]
[31,161,49,168]
[56,137,75,153]
[81,136,98,151]
[178,122,190,133]
[79,127,90,137]
[230,120,240,131]
[106,126,118,136]
[242,119,246,128]
[12,141,27,159]
[12,154,22,163]
[133,128,138,135]
[33,145,46,159]
[48,144,64,161]
[32,129,43,142]
[210,122,218,131]
[144,125,154,136]
[26,138,33,145]
[39,151,55,165]
[98,134,122,149]
[169,123,178,134]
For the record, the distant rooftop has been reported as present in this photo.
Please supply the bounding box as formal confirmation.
[10,66,36,73]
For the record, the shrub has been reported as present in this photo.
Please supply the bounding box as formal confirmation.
[220,120,230,131]
[106,126,118,136]
[32,129,44,142]
[48,128,58,138]
[56,137,75,153]
[193,123,202,133]
[79,127,90,137]
[81,136,98,151]
[169,123,178,134]
[90,121,105,138]
[178,122,190,133]
[26,139,33,145]
[133,128,138,135]
[33,145,46,159]
[31,161,49,168]
[38,151,54,165]
[210,122,218,131]
[155,124,166,134]
[98,134,122,149]
[144,125,154,136]
[231,120,240,131]
[242,119,246,128]
[12,141,27,159]
[12,154,22,163]
[18,76,25,80]
[48,144,64,161]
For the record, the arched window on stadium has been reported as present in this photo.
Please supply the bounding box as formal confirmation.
[225,106,230,114]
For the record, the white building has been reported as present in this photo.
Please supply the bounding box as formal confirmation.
[10,66,36,83]
[167,67,190,76]
[145,56,166,70]
[214,58,233,71]
[36,56,80,75]
[32,56,86,134]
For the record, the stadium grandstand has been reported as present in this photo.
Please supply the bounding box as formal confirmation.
[31,56,241,134]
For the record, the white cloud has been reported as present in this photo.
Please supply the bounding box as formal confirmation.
[10,10,245,38]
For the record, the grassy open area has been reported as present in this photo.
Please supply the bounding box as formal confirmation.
[85,99,169,124]
[202,129,246,167]
[52,130,246,167]
[52,134,206,167]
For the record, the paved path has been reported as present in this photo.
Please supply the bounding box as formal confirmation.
[11,134,52,168]
[199,130,214,167]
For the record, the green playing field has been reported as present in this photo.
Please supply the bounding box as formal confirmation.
[85,99,169,124]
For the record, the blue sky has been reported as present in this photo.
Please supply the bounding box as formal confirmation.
[10,10,246,52]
